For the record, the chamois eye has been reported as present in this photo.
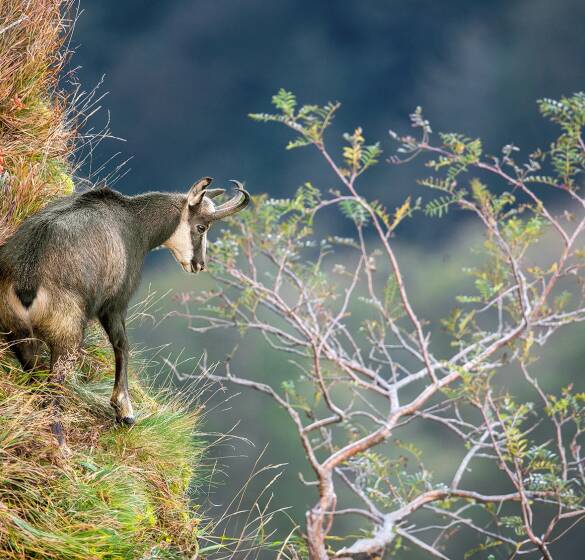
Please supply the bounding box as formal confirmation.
[196,224,207,234]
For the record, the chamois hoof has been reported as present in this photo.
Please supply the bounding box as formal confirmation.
[116,415,136,426]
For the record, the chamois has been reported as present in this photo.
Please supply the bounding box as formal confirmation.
[0,177,249,442]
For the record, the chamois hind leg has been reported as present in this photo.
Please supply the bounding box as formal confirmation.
[40,306,84,447]
[47,338,82,447]
[13,340,39,372]
[5,331,40,373]
[99,310,135,426]
[0,291,40,372]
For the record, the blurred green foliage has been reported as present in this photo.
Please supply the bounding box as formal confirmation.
[141,90,585,558]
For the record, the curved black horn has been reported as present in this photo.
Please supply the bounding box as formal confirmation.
[212,180,250,220]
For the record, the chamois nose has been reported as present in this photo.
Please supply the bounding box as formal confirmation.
[191,261,205,273]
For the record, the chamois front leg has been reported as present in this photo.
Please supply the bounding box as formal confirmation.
[99,311,135,425]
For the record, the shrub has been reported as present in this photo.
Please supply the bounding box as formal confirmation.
[183,90,585,558]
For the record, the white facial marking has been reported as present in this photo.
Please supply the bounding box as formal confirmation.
[163,210,193,272]
[201,233,207,265]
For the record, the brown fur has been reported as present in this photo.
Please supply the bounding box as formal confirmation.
[0,179,249,442]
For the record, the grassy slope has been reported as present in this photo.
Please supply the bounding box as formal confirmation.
[0,2,204,558]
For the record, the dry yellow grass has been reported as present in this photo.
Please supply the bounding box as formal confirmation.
[0,0,76,245]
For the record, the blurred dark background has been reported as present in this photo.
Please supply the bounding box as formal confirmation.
[74,0,584,237]
[71,1,584,557]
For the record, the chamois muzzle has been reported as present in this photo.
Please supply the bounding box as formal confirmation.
[190,260,205,273]
[209,180,250,221]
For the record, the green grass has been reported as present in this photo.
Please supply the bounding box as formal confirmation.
[0,343,205,560]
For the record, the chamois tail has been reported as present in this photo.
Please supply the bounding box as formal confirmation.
[10,221,49,309]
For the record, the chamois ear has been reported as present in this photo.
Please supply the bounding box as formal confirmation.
[187,176,213,207]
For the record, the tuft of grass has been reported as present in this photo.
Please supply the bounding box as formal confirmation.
[0,338,205,560]
[0,2,207,558]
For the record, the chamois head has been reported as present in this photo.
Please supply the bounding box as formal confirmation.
[164,177,250,273]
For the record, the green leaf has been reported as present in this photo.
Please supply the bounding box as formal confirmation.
[271,89,297,116]
[339,199,369,226]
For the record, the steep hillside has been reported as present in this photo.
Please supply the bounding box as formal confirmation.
[0,2,204,558]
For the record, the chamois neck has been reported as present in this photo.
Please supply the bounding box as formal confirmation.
[128,192,187,250]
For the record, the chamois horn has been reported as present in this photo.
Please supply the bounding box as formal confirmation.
[211,180,250,220]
